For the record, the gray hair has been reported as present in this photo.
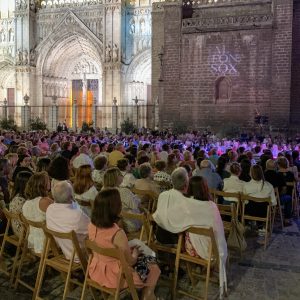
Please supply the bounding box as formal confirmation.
[200,159,212,169]
[52,180,73,204]
[171,167,189,191]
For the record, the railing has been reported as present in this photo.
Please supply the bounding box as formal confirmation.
[39,0,104,9]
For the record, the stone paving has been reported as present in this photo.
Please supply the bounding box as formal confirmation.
[0,219,300,300]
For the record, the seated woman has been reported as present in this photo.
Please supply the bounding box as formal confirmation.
[92,155,107,187]
[88,188,160,300]
[103,168,141,232]
[134,163,160,195]
[22,171,53,254]
[73,164,98,216]
[243,165,276,218]
[12,154,33,182]
[179,150,195,170]
[47,155,70,190]
[9,171,32,237]
[117,158,136,189]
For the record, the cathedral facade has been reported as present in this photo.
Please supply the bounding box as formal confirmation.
[0,0,153,129]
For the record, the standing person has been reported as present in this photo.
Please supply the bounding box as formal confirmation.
[88,188,160,300]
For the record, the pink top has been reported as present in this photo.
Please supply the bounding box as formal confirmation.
[88,223,160,289]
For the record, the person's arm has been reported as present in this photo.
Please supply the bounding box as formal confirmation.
[113,229,140,266]
[39,197,54,212]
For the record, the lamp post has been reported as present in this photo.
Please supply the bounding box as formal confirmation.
[3,98,7,120]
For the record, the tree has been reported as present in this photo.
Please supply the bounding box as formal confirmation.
[29,117,47,131]
[120,118,136,134]
[0,118,18,131]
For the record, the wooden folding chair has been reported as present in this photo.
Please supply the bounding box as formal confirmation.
[173,227,219,300]
[131,188,158,212]
[0,208,26,285]
[273,188,284,230]
[286,182,299,218]
[211,191,241,215]
[217,203,237,234]
[35,227,88,300]
[81,239,139,300]
[120,211,148,242]
[241,194,272,250]
[14,215,49,299]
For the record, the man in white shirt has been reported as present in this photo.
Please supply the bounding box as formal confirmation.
[72,145,94,169]
[223,163,244,203]
[46,181,90,261]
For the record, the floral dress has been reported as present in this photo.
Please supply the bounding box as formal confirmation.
[9,194,26,237]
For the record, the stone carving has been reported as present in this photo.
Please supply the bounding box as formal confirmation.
[105,44,112,62]
[30,0,36,11]
[140,18,145,34]
[0,30,6,43]
[182,14,273,33]
[23,50,29,65]
[16,49,31,65]
[30,49,36,66]
[17,49,23,65]
[113,44,119,62]
[8,29,14,42]
[129,18,135,35]
[16,0,28,10]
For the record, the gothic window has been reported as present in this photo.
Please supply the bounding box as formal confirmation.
[215,76,231,103]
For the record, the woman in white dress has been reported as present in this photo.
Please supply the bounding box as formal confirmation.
[22,171,53,254]
[73,164,98,216]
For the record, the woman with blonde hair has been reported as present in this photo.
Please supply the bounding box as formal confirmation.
[73,164,98,215]
[103,167,141,232]
[22,171,53,253]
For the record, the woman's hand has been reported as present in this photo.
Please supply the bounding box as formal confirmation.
[131,245,142,263]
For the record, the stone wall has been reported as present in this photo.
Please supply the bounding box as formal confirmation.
[153,0,294,130]
[291,0,300,124]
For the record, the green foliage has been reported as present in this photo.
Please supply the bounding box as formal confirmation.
[120,118,136,134]
[0,118,17,131]
[81,121,94,133]
[172,121,188,135]
[29,117,47,131]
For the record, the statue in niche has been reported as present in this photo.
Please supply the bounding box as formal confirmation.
[30,0,36,11]
[140,18,145,34]
[23,49,29,65]
[0,30,6,43]
[113,44,119,62]
[215,76,231,103]
[129,18,135,35]
[8,29,14,42]
[106,44,112,62]
[17,49,23,65]
[30,49,36,66]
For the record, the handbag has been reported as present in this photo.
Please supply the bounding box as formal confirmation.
[227,217,247,252]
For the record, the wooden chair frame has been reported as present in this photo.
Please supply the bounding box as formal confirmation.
[273,188,284,230]
[35,227,88,300]
[286,182,299,218]
[241,194,272,250]
[173,227,219,300]
[120,211,148,242]
[131,188,158,213]
[0,208,25,285]
[81,239,139,300]
[14,214,48,300]
[217,203,237,234]
[211,190,241,216]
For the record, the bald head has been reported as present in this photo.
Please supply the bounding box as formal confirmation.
[52,181,73,204]
[200,159,212,169]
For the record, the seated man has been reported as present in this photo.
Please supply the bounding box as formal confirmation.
[153,167,227,295]
[193,159,223,190]
[46,181,90,261]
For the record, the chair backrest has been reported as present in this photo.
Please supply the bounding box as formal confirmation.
[211,190,240,207]
[2,208,25,238]
[85,239,139,299]
[184,226,219,263]
[217,203,237,219]
[241,194,271,204]
[131,188,158,212]
[154,180,173,192]
[120,211,148,240]
[43,227,87,270]
[75,198,92,208]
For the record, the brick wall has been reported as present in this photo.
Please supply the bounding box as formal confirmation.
[153,0,294,130]
[291,0,300,124]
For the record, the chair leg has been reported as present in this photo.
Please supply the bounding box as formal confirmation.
[34,256,47,299]
[14,243,28,289]
[186,262,196,287]
[62,264,73,300]
[32,255,44,300]
[204,264,211,300]
[10,244,22,285]
[172,255,180,299]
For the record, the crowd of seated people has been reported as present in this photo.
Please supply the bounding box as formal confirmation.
[0,128,299,299]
